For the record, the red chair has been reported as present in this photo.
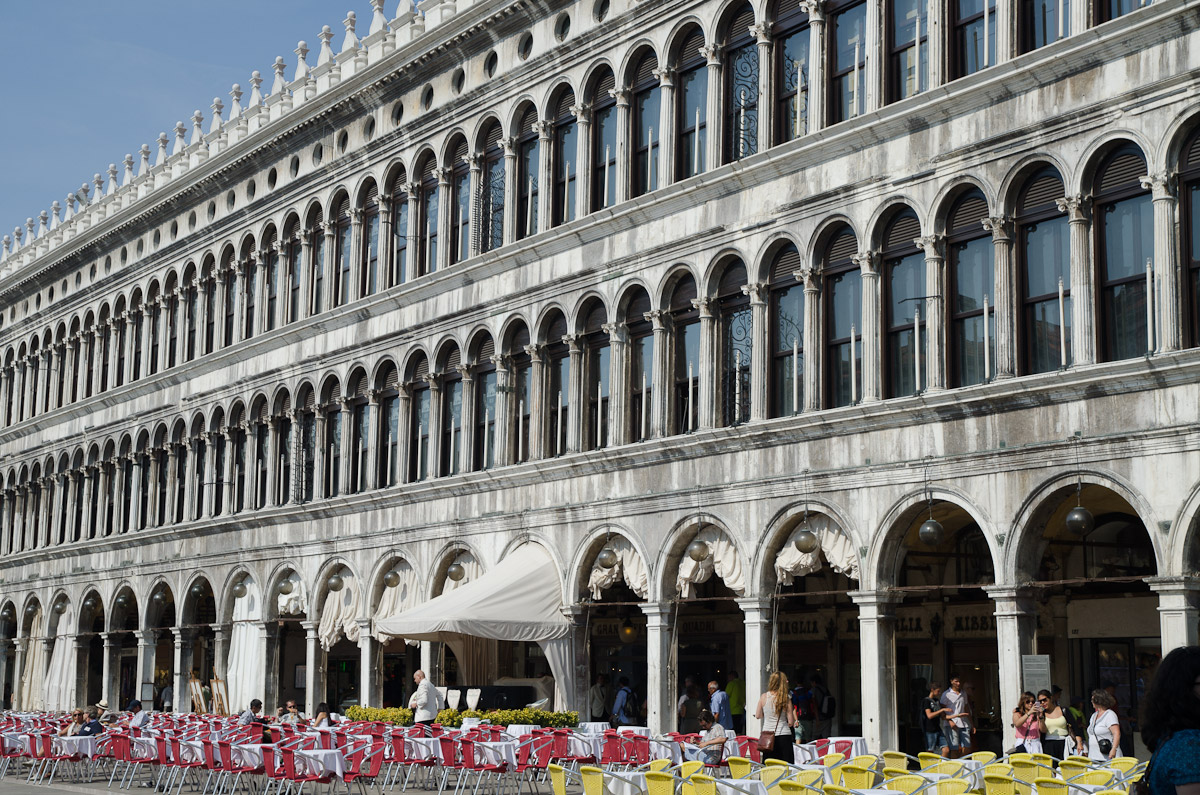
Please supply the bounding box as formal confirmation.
[437,736,464,794]
[459,738,509,795]
[0,730,30,780]
[831,740,853,756]
[280,747,335,795]
[514,733,555,789]
[550,729,595,771]
[215,739,264,795]
[260,745,290,795]
[735,736,762,763]
[599,732,624,769]
[388,727,437,791]
[343,740,388,795]
[166,737,205,795]
[623,734,651,768]
[197,738,226,795]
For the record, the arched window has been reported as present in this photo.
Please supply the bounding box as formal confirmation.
[193,433,206,518]
[308,214,326,314]
[590,71,618,212]
[887,0,928,102]
[516,107,540,239]
[630,54,660,199]
[773,0,811,144]
[950,0,996,79]
[115,317,127,387]
[222,255,238,347]
[408,357,431,481]
[440,348,463,476]
[389,173,409,287]
[769,244,804,417]
[130,306,144,382]
[505,324,532,463]
[581,303,609,451]
[828,0,867,124]
[717,261,752,425]
[823,226,862,407]
[184,280,198,360]
[670,276,700,434]
[212,428,226,516]
[723,4,759,164]
[479,124,505,255]
[231,419,248,512]
[99,321,111,391]
[27,477,40,549]
[298,390,316,502]
[333,197,353,307]
[417,157,439,277]
[1097,0,1148,23]
[625,290,654,442]
[202,270,216,353]
[154,443,168,526]
[347,373,370,494]
[252,404,269,509]
[174,435,188,521]
[472,337,497,470]
[120,445,133,532]
[449,140,471,266]
[322,390,341,498]
[551,91,578,227]
[264,238,280,332]
[947,189,995,386]
[881,209,925,398]
[147,299,160,376]
[376,366,400,488]
[1019,0,1068,53]
[166,290,179,368]
[273,402,290,506]
[675,28,708,180]
[1183,127,1200,348]
[75,463,87,539]
[284,226,302,324]
[1094,145,1153,362]
[1016,167,1071,374]
[544,314,570,456]
[242,247,257,341]
[102,458,115,535]
[360,184,381,297]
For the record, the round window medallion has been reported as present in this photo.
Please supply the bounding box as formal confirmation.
[226,190,236,210]
[312,144,324,166]
[364,117,376,141]
[337,130,349,153]
[554,13,571,41]
[290,155,300,177]
[594,0,610,22]
[484,51,498,77]
[392,101,404,125]
[267,167,278,189]
[518,32,533,60]
[421,85,434,110]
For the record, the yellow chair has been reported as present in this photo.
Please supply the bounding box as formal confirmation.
[580,766,606,795]
[924,761,966,777]
[824,785,853,795]
[1068,770,1115,786]
[928,779,972,795]
[883,767,908,781]
[1064,756,1093,766]
[823,752,846,768]
[645,771,681,795]
[882,751,917,770]
[981,764,1013,778]
[645,759,673,773]
[849,754,881,770]
[1057,760,1091,778]
[690,773,719,795]
[982,775,1030,795]
[888,774,932,795]
[1029,753,1054,767]
[918,752,945,769]
[548,764,578,795]
[726,757,756,779]
[839,763,879,789]
[758,765,791,795]
[966,751,997,765]
[793,770,825,789]
[779,781,824,795]
[1106,757,1143,774]
[677,761,704,779]
[1010,759,1056,785]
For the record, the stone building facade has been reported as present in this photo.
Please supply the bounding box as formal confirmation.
[1,0,1199,756]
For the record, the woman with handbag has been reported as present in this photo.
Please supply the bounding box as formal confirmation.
[754,671,798,763]
[1086,688,1122,762]
[1012,691,1043,754]
[1141,645,1200,795]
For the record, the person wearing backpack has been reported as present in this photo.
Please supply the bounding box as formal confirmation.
[791,679,814,743]
[811,674,835,739]
[611,677,635,727]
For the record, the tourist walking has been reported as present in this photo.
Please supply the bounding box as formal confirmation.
[1086,689,1122,762]
[755,671,797,764]
[1140,645,1200,795]
[939,677,972,759]
[1012,691,1043,754]
[1035,689,1076,760]
[590,674,610,722]
[920,681,950,756]
[611,677,635,726]
[409,670,442,726]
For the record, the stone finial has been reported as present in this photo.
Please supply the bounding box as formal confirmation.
[123,154,136,185]
[79,182,91,207]
[248,71,264,106]
[63,195,74,222]
[317,25,335,66]
[304,75,317,100]
[191,111,205,146]
[369,0,387,35]
[173,121,187,155]
[1,235,9,261]
[294,41,310,82]
[49,201,61,230]
[106,164,119,195]
[37,211,48,238]
[156,132,170,167]
[136,145,150,177]
[271,57,288,95]
[210,98,224,132]
[11,226,21,251]
[341,12,359,54]
[229,83,244,119]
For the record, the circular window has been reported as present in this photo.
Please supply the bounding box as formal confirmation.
[247,180,257,201]
[421,85,434,110]
[518,32,533,60]
[120,247,128,264]
[593,0,609,22]
[35,295,41,310]
[452,68,465,94]
[337,130,349,153]
[554,13,570,41]
[61,279,67,294]
[188,211,197,231]
[391,101,404,125]
[48,287,54,301]
[207,201,216,220]
[226,190,236,210]
[135,240,143,257]
[312,144,324,166]
[75,273,82,287]
[267,167,278,189]
[153,230,161,248]
[103,257,111,274]
[289,155,300,177]
[170,221,178,240]
[89,263,97,280]
[363,117,376,142]
[484,51,498,78]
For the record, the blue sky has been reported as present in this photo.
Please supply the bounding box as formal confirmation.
[0,2,392,241]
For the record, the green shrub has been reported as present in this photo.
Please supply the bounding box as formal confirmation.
[343,706,414,725]
[342,705,578,728]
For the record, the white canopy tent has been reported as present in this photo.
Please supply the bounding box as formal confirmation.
[374,544,574,710]
[43,607,77,711]
[226,578,266,715]
[18,609,46,711]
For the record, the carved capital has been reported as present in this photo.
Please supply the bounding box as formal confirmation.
[602,321,628,343]
[981,215,1013,241]
[500,136,518,157]
[914,235,943,258]
[741,282,768,304]
[1055,194,1088,223]
[691,297,714,317]
[651,68,674,88]
[569,104,592,123]
[1139,171,1177,201]
[799,0,826,22]
[523,343,544,361]
[562,333,583,352]
[750,22,772,45]
[852,250,878,275]
[609,87,631,107]
[534,120,554,139]
[700,44,723,66]
[644,309,669,330]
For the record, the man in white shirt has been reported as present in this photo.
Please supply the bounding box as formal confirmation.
[589,674,610,722]
[239,699,264,726]
[408,670,442,726]
[939,677,972,759]
[127,700,149,729]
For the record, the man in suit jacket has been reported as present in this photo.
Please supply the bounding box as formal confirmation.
[409,670,443,726]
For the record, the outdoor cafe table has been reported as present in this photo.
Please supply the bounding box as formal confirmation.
[619,727,651,737]
[505,725,541,738]
[1,733,31,754]
[850,789,904,795]
[295,749,347,779]
[714,777,770,795]
[579,722,611,734]
[407,735,442,762]
[475,740,519,768]
[55,735,102,758]
[605,770,647,795]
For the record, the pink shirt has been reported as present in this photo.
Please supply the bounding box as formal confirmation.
[1014,711,1040,740]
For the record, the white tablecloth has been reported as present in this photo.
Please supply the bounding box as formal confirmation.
[233,744,274,768]
[605,770,646,795]
[850,789,904,795]
[579,722,611,734]
[505,725,541,738]
[131,736,158,760]
[407,736,442,762]
[55,736,102,758]
[715,778,770,795]
[829,737,869,757]
[792,764,834,784]
[620,726,651,737]
[296,749,347,779]
[475,740,518,769]
[569,735,603,760]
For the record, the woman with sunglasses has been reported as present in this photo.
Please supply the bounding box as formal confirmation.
[1035,689,1075,760]
[1012,691,1042,754]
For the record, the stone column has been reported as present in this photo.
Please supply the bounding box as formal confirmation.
[297,235,313,320]
[797,266,822,411]
[925,0,943,89]
[222,428,237,512]
[314,412,329,497]
[124,310,140,381]
[752,23,773,151]
[492,356,513,467]
[1057,195,1093,366]
[982,217,1015,378]
[802,0,827,132]
[322,222,337,313]
[500,140,519,245]
[357,618,379,708]
[603,323,629,446]
[996,0,1015,64]
[611,90,631,205]
[349,211,365,301]
[850,591,900,754]
[654,69,676,188]
[535,123,554,233]
[60,476,76,543]
[211,624,228,681]
[917,235,946,391]
[364,391,382,490]
[738,597,772,736]
[525,345,546,460]
[156,297,172,373]
[569,109,591,219]
[66,334,81,400]
[302,620,320,716]
[1148,576,1200,653]
[36,349,51,412]
[1141,173,1180,352]
[0,367,8,428]
[744,283,769,421]
[647,310,669,438]
[0,640,9,708]
[465,155,482,259]
[564,335,584,452]
[172,628,192,713]
[182,440,197,521]
[93,467,110,539]
[693,298,716,428]
[865,0,883,114]
[405,187,421,283]
[436,169,452,273]
[127,455,144,531]
[339,398,354,494]
[856,251,881,402]
[262,621,281,711]
[165,445,181,524]
[145,450,162,528]
[985,586,1037,752]
[136,629,157,705]
[701,47,724,170]
[459,368,476,472]
[378,196,395,289]
[640,602,675,736]
[201,435,217,518]
[10,639,25,711]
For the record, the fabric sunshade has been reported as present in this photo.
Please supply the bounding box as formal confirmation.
[43,608,76,711]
